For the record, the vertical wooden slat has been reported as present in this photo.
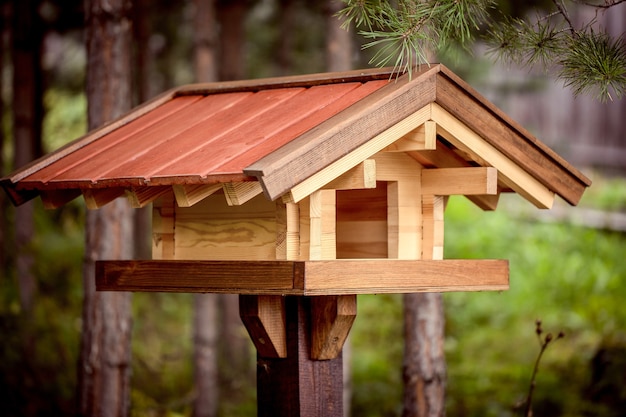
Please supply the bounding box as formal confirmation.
[308,189,336,260]
[152,193,175,259]
[422,195,445,260]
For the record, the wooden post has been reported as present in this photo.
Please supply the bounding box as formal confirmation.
[257,296,343,417]
[243,190,349,416]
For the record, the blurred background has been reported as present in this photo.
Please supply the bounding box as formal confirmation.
[0,0,624,416]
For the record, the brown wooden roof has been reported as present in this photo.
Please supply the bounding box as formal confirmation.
[1,64,590,208]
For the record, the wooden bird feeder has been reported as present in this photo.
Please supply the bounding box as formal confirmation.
[2,65,591,416]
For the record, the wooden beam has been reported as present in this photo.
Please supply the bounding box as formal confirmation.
[152,194,175,259]
[223,181,263,206]
[40,189,81,209]
[409,143,500,210]
[126,186,170,208]
[173,183,222,207]
[321,159,376,191]
[301,259,509,295]
[282,105,432,203]
[431,103,555,209]
[308,190,336,261]
[240,295,287,358]
[311,295,357,360]
[95,259,509,295]
[96,260,304,294]
[436,68,590,205]
[421,167,498,196]
[422,195,445,260]
[82,187,126,209]
[382,120,437,152]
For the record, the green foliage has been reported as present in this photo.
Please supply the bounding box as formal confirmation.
[0,200,84,415]
[349,188,626,416]
[559,30,626,101]
[339,0,626,101]
[351,294,404,416]
[339,0,494,76]
[42,88,87,152]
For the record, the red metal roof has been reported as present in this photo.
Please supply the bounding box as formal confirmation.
[1,65,591,208]
[19,80,387,189]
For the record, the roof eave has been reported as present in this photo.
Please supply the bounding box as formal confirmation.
[435,66,591,206]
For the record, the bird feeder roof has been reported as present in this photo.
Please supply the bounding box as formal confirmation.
[1,64,590,210]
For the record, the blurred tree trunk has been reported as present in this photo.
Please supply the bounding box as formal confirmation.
[275,0,295,75]
[325,0,352,72]
[217,0,247,81]
[78,1,134,416]
[192,2,219,416]
[12,0,44,315]
[0,2,9,272]
[402,293,446,417]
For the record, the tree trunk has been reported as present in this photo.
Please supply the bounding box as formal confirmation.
[275,0,296,76]
[192,2,219,416]
[78,1,134,416]
[402,293,446,417]
[217,0,247,81]
[325,0,352,72]
[0,1,9,272]
[12,0,43,315]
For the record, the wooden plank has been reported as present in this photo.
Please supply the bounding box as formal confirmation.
[245,67,439,200]
[96,260,303,294]
[308,190,336,261]
[302,259,509,295]
[152,193,176,259]
[174,193,277,260]
[223,181,264,206]
[82,187,126,209]
[283,105,432,203]
[382,120,437,152]
[173,183,222,207]
[436,69,590,205]
[95,259,509,295]
[126,186,171,208]
[39,189,81,209]
[422,195,445,260]
[240,295,287,358]
[275,201,300,261]
[421,167,498,196]
[431,103,555,209]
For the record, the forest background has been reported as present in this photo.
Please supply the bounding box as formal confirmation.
[1,0,625,416]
